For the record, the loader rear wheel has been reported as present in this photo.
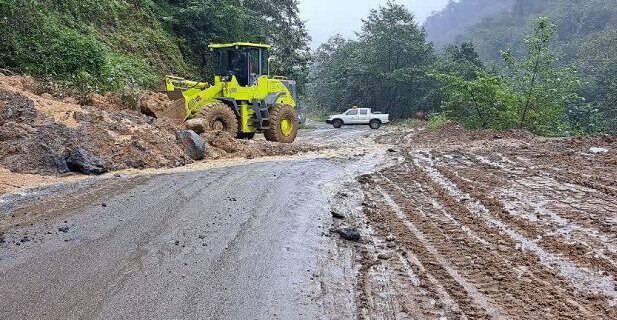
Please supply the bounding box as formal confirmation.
[264,104,298,143]
[194,102,238,136]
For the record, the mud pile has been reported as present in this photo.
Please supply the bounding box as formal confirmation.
[84,92,126,112]
[389,122,535,147]
[0,88,192,175]
[202,131,319,159]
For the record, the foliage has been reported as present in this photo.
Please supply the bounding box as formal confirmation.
[424,0,617,133]
[437,18,590,135]
[436,72,520,130]
[502,17,585,135]
[0,0,310,93]
[427,113,450,131]
[307,2,440,120]
[424,0,513,48]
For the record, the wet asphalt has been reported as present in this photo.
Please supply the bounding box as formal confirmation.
[0,126,385,320]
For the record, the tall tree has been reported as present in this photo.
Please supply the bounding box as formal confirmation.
[308,2,439,119]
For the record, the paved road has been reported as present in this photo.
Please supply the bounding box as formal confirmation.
[0,127,384,320]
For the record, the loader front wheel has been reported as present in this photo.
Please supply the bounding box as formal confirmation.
[264,104,298,143]
[194,103,238,136]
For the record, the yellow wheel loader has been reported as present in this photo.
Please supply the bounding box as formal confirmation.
[161,42,300,143]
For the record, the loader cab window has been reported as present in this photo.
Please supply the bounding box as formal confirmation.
[217,48,265,87]
[248,48,264,86]
[218,50,249,86]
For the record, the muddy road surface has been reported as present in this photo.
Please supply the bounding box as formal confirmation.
[0,126,387,320]
[2,124,617,319]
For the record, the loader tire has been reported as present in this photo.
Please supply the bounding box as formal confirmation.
[264,104,298,143]
[194,103,238,136]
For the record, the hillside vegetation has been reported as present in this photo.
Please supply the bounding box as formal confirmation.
[423,0,617,133]
[0,0,310,94]
[307,2,612,136]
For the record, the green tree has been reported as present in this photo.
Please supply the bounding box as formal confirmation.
[502,17,585,134]
[436,17,587,135]
[307,2,440,119]
[437,72,520,129]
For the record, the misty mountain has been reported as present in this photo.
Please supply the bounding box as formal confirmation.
[424,0,513,49]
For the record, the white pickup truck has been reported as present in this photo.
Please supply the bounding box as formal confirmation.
[326,108,390,129]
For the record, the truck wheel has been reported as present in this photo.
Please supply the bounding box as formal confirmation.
[194,102,238,136]
[264,104,298,143]
[332,119,343,129]
[369,119,381,130]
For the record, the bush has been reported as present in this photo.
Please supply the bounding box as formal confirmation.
[40,28,106,78]
[427,113,450,131]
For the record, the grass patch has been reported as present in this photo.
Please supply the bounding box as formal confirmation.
[427,113,449,131]
[300,124,319,130]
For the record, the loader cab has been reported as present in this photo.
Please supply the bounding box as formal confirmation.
[209,42,271,87]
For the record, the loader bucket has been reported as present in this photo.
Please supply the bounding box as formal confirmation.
[140,91,188,126]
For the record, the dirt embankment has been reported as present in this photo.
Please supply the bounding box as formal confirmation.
[349,126,617,319]
[0,87,192,175]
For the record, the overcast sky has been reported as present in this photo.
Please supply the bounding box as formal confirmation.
[298,0,450,49]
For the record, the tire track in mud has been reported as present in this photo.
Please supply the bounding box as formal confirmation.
[433,149,617,276]
[414,152,617,315]
[438,164,617,276]
[357,151,616,319]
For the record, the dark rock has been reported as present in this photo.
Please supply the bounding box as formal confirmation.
[101,203,107,208]
[176,130,206,160]
[20,236,30,243]
[331,211,345,220]
[126,160,146,169]
[58,226,70,233]
[66,148,107,175]
[0,232,5,244]
[387,148,397,153]
[335,227,361,242]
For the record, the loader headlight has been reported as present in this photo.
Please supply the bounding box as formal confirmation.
[221,75,232,82]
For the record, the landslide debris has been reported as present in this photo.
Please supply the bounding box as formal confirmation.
[202,131,319,160]
[0,88,192,175]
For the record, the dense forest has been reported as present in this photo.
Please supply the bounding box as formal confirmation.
[423,0,617,133]
[0,0,311,94]
[308,0,616,135]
